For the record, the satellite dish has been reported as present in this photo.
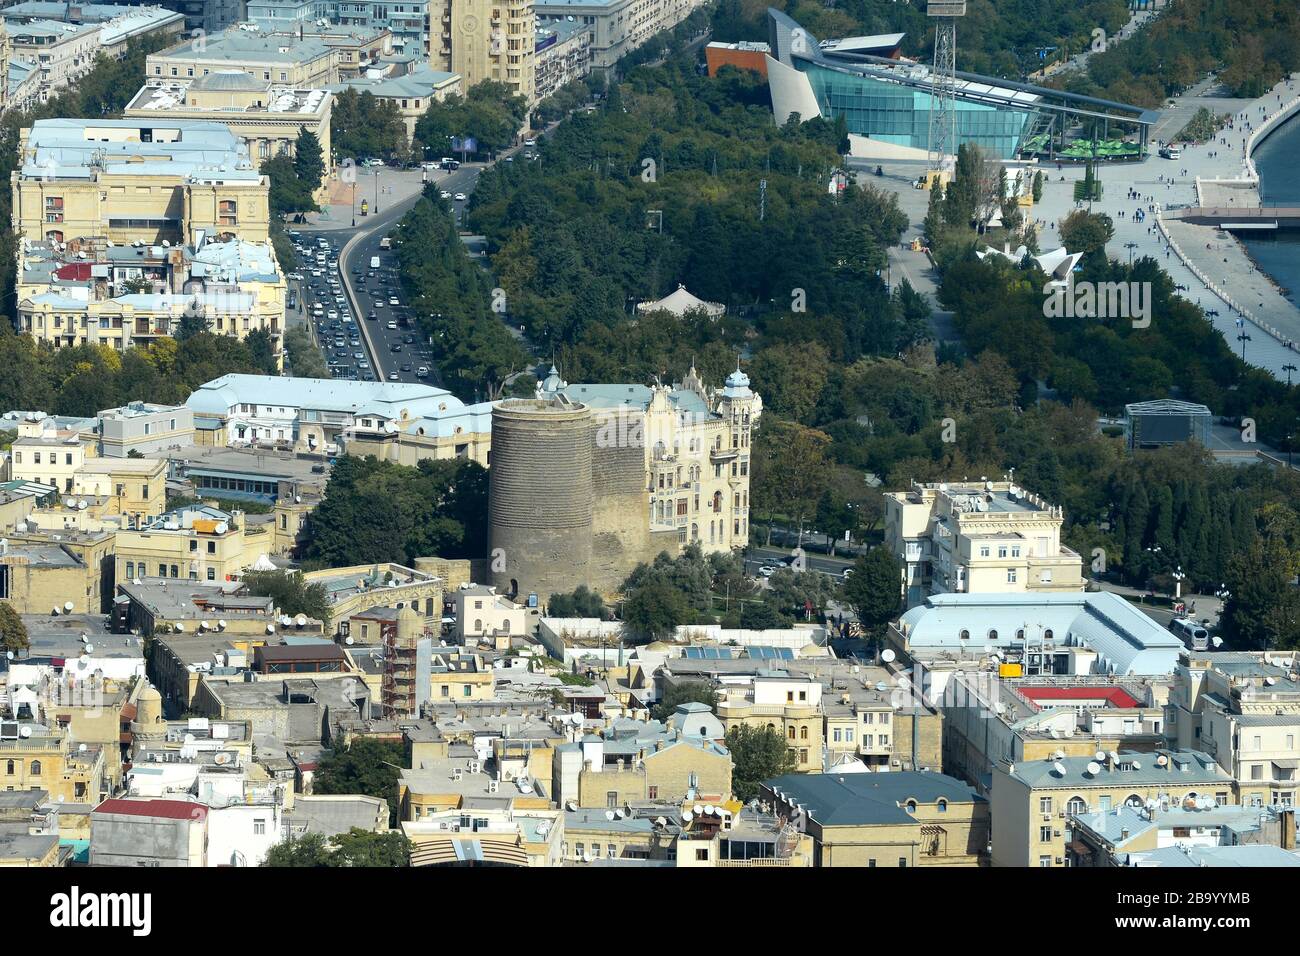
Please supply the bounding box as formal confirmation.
[881,649,896,663]
[344,636,354,645]
[682,810,693,821]
[84,644,93,654]
[1053,749,1065,760]
[1131,760,1141,770]
[267,624,276,634]
[605,810,615,821]
[200,621,210,631]
[64,601,73,612]
[79,633,87,643]
[1156,754,1168,766]
[19,726,32,738]
[174,622,184,633]
[296,614,307,627]
[693,804,703,815]
[133,578,142,586]
[218,620,227,630]
[1053,761,1067,776]
[1094,750,1106,761]
[78,743,86,752]
[1211,636,1224,648]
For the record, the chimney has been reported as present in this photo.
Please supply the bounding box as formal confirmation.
[654,739,664,752]
[1120,827,1130,841]
[1284,808,1297,851]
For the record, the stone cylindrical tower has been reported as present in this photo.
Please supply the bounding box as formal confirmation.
[488,398,594,602]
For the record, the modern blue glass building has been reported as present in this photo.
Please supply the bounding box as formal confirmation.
[765,8,1156,162]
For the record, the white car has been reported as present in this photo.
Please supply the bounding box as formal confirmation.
[386,320,398,330]
[326,309,338,319]
[388,372,399,381]
[388,296,400,306]
[524,138,536,147]
[440,190,452,200]
[453,192,466,202]
[842,568,854,580]
[286,272,303,281]
[757,565,777,578]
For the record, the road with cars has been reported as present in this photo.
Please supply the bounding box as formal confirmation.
[338,162,484,385]
[282,124,555,385]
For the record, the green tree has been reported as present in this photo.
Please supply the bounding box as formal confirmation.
[293,127,325,193]
[262,828,411,867]
[240,569,333,623]
[622,580,689,643]
[0,602,30,654]
[548,585,607,618]
[725,724,797,802]
[313,738,406,825]
[843,546,902,635]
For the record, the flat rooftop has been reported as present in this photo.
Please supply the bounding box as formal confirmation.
[20,118,259,183]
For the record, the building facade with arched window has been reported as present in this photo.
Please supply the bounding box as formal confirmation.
[990,749,1236,867]
[0,723,107,804]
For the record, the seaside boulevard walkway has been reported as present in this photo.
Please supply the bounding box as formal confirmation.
[1031,72,1300,380]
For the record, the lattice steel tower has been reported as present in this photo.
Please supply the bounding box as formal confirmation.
[926,0,966,178]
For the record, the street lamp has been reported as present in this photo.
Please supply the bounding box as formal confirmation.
[1125,241,1138,267]
[1286,363,1298,387]
[1171,565,1185,602]
[1237,331,1251,360]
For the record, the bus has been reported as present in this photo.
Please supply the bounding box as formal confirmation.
[379,236,391,250]
[1169,617,1209,651]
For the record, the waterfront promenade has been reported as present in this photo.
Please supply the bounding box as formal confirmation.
[1031,72,1300,378]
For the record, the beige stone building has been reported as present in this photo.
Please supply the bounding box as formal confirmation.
[0,724,106,805]
[989,749,1236,867]
[761,771,989,867]
[432,0,535,103]
[885,479,1086,607]
[114,505,276,586]
[6,20,100,105]
[73,457,168,526]
[330,65,463,143]
[12,118,271,248]
[125,73,333,200]
[715,672,823,773]
[1166,650,1300,808]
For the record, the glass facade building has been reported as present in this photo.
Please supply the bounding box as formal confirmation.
[798,62,1035,160]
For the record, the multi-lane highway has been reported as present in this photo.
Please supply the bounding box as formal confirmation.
[338,163,483,386]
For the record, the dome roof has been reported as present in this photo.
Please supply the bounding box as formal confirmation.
[725,368,750,389]
[540,364,565,393]
[138,686,161,702]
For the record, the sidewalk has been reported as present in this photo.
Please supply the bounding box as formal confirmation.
[1030,72,1300,378]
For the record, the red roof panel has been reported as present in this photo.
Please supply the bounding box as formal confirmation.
[93,798,208,821]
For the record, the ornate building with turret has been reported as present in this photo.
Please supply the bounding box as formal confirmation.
[483,365,762,600]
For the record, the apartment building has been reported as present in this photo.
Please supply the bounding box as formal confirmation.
[885,479,1085,607]
[989,749,1236,867]
[246,0,429,56]
[16,238,285,366]
[534,0,705,70]
[329,63,462,142]
[5,20,101,104]
[431,0,535,102]
[0,722,106,805]
[97,402,195,458]
[125,73,333,196]
[761,771,989,867]
[453,585,526,646]
[714,671,823,772]
[942,672,1168,789]
[163,23,395,84]
[72,457,168,525]
[1166,650,1300,807]
[534,18,591,100]
[12,118,271,248]
[114,505,274,585]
